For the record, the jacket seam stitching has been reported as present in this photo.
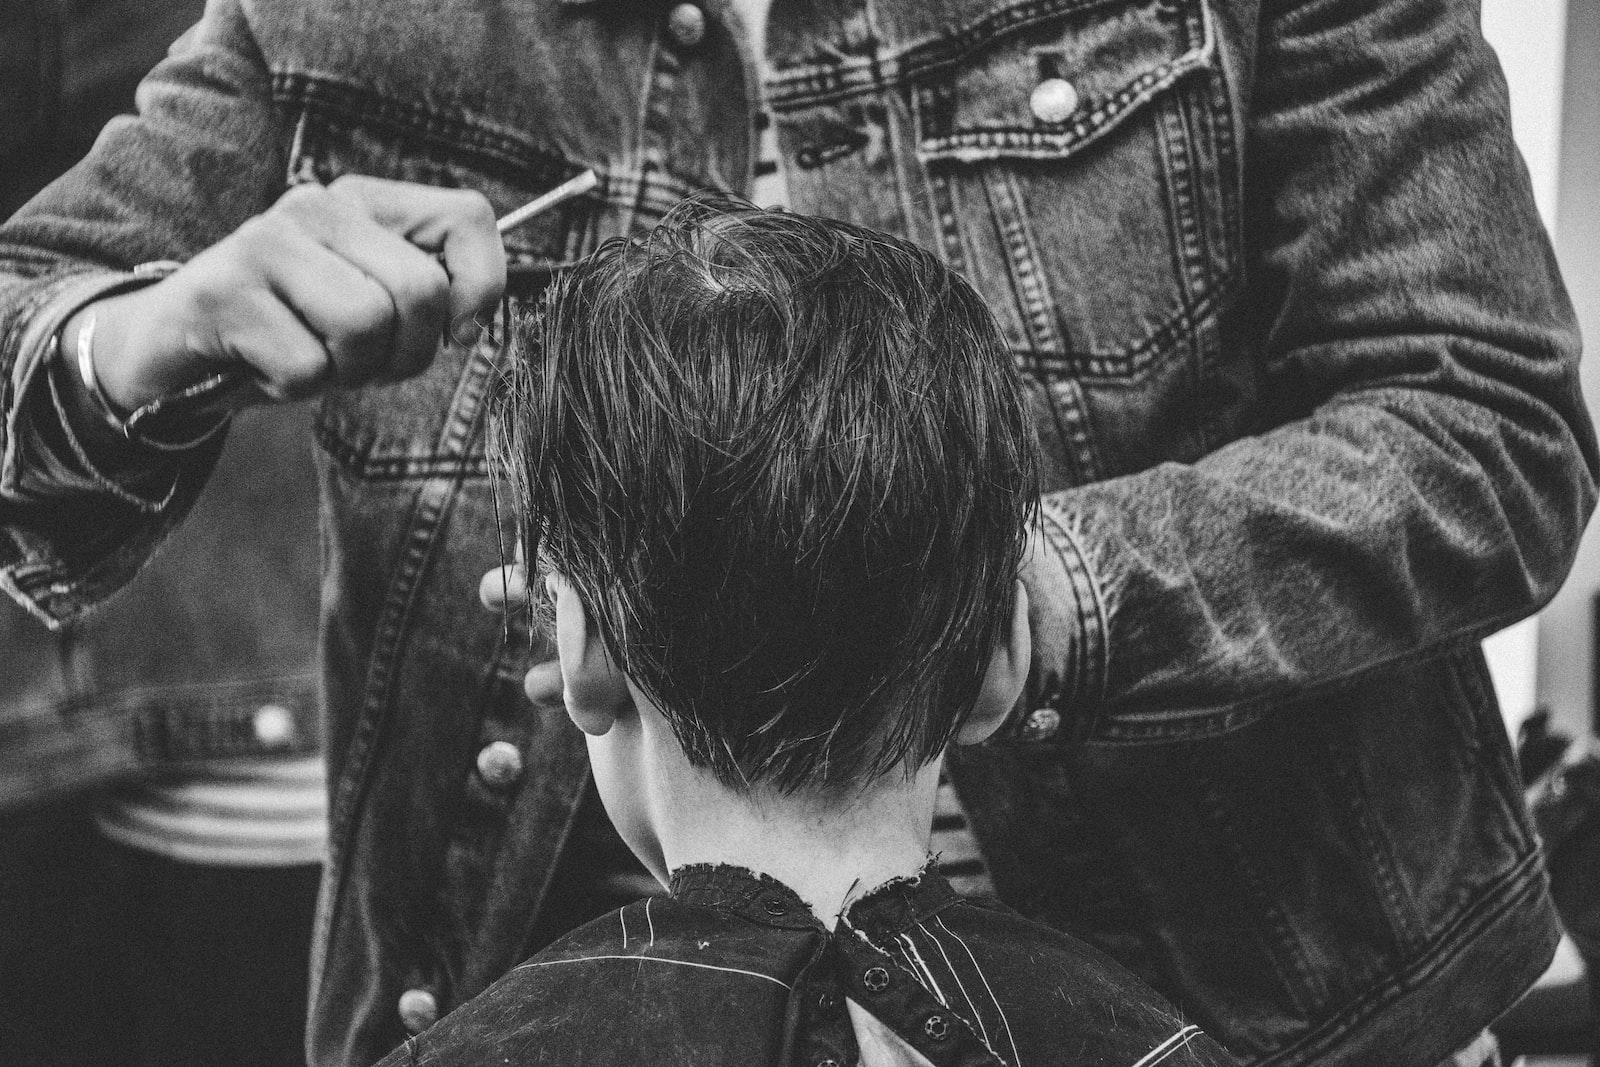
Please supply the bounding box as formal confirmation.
[769,0,1195,108]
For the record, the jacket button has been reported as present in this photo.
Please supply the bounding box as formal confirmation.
[475,740,525,789]
[924,1012,952,1041]
[762,896,788,916]
[397,988,439,1034]
[1029,77,1079,124]
[1021,707,1061,741]
[252,704,296,748]
[667,3,707,47]
[862,966,890,993]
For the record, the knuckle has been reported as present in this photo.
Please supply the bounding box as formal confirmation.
[233,215,294,267]
[352,279,397,335]
[235,212,281,246]
[453,189,495,222]
[275,181,327,217]
[396,257,448,303]
[439,189,496,235]
[325,174,381,204]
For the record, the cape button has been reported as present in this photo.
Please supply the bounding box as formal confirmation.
[397,988,439,1034]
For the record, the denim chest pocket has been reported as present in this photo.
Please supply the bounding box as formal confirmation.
[771,0,1241,484]
[914,0,1234,378]
[282,101,592,479]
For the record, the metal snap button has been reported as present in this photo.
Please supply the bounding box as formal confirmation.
[397,988,439,1034]
[924,1012,952,1041]
[762,896,788,916]
[475,740,526,789]
[667,3,707,48]
[252,704,296,747]
[862,966,890,993]
[1022,706,1061,741]
[1029,77,1080,124]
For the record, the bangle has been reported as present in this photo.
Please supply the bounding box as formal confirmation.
[73,311,134,432]
[63,309,235,451]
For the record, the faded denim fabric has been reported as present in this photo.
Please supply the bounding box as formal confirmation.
[0,1,1593,1065]
[375,864,1237,1067]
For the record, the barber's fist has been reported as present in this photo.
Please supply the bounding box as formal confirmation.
[78,175,506,409]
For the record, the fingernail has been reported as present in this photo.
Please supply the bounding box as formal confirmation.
[449,312,488,349]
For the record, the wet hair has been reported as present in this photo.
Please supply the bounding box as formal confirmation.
[494,199,1037,794]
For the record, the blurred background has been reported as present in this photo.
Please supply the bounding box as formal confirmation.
[1476,2,1600,1062]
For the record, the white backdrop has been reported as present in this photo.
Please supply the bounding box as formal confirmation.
[1477,0,1569,731]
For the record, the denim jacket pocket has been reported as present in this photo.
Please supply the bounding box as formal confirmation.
[911,0,1216,163]
[771,0,1241,488]
[908,0,1233,381]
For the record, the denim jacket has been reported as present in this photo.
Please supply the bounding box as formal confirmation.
[0,1,1594,1065]
[0,401,321,814]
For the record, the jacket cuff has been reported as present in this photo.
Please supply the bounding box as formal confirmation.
[0,266,227,628]
[1002,497,1108,745]
[2,267,187,506]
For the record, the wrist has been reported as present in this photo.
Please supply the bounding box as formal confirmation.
[68,283,207,413]
[60,289,237,452]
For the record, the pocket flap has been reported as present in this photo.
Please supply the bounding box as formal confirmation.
[914,0,1214,163]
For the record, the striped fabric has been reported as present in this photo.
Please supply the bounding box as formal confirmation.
[96,754,328,867]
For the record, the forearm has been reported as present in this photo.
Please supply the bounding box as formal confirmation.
[0,0,284,625]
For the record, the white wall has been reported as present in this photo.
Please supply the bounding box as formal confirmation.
[1534,1,1600,741]
[1476,0,1569,732]
[1482,0,1569,225]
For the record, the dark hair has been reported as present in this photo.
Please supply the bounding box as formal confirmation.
[495,200,1037,793]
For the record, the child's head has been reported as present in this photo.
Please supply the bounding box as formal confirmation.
[497,201,1036,834]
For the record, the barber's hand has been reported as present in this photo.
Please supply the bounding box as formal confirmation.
[478,560,564,706]
[75,175,506,409]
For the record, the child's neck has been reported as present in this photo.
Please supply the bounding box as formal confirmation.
[653,747,944,929]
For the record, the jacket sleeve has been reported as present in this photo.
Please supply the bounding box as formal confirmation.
[0,0,288,627]
[1018,0,1598,734]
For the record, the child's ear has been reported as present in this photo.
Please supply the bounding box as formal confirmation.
[550,572,633,736]
[957,579,1031,745]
